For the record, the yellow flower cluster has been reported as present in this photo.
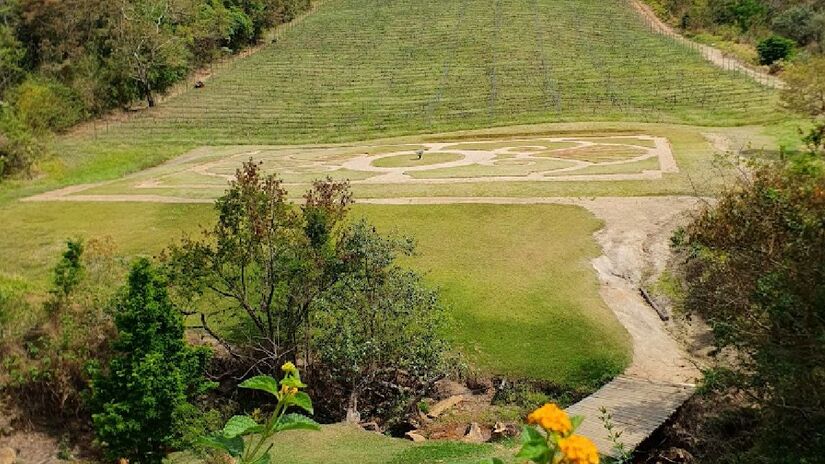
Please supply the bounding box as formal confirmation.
[527,403,572,436]
[280,384,299,396]
[281,361,297,374]
[558,435,599,464]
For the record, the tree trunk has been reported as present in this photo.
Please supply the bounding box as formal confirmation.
[345,391,360,424]
[147,92,155,107]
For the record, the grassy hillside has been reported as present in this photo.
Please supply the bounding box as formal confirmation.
[71,0,777,147]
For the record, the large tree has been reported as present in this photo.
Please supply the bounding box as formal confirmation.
[164,161,352,371]
[111,0,189,107]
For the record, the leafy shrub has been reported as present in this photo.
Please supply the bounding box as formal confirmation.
[781,57,825,117]
[0,25,25,95]
[165,161,449,425]
[8,77,86,133]
[0,107,41,179]
[313,220,448,423]
[756,35,795,65]
[771,5,822,46]
[675,154,825,462]
[90,258,214,464]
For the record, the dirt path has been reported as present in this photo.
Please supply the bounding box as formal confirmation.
[630,0,783,89]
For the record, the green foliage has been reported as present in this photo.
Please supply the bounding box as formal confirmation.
[781,57,825,117]
[1,238,121,420]
[676,153,825,462]
[7,77,86,132]
[166,162,450,423]
[90,258,214,464]
[164,163,353,374]
[314,220,448,420]
[0,106,41,179]
[756,35,795,65]
[0,0,310,123]
[712,0,767,32]
[771,5,825,46]
[48,239,84,307]
[0,25,25,95]
[199,364,319,464]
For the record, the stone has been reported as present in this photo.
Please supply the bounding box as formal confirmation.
[434,379,472,398]
[427,395,464,418]
[491,421,520,441]
[405,431,427,443]
[462,422,486,444]
[0,447,16,464]
[360,421,380,432]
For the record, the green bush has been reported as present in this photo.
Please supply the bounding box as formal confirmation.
[757,35,795,65]
[676,154,825,462]
[0,107,41,179]
[313,220,448,422]
[90,258,214,464]
[8,77,86,133]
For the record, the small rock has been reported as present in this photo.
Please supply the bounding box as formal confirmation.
[434,379,472,398]
[491,421,519,441]
[0,447,16,464]
[427,395,464,418]
[360,421,380,432]
[462,422,486,444]
[405,431,427,443]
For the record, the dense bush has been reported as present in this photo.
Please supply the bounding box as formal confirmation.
[314,220,448,423]
[674,154,825,462]
[0,107,40,178]
[645,0,825,57]
[756,35,795,65]
[165,162,450,425]
[8,77,85,132]
[90,258,214,463]
[781,57,825,118]
[772,5,825,47]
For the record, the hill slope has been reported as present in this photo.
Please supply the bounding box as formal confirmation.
[86,0,777,146]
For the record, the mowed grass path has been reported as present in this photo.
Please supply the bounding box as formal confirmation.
[74,0,777,148]
[0,202,629,387]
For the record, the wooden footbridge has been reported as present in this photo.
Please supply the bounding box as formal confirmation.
[566,375,695,456]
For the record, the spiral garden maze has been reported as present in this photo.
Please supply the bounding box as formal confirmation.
[32,135,680,202]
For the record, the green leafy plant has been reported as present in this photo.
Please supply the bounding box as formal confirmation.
[757,35,795,65]
[90,258,213,464]
[490,403,599,464]
[199,362,320,464]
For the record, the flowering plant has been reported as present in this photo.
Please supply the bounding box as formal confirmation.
[198,362,319,464]
[492,403,599,464]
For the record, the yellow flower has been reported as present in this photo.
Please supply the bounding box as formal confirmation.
[280,383,299,396]
[527,403,572,436]
[558,435,599,464]
[281,361,297,374]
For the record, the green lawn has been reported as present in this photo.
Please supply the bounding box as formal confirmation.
[0,201,630,388]
[169,424,509,464]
